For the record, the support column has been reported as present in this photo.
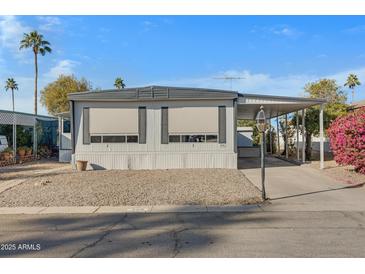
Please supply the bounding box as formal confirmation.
[276,116,280,155]
[302,109,306,163]
[285,114,288,159]
[319,104,324,169]
[296,111,299,161]
[269,119,273,154]
[33,118,37,158]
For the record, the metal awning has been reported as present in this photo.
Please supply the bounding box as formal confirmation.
[237,93,326,120]
[0,109,56,126]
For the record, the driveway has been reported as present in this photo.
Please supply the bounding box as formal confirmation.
[239,157,365,211]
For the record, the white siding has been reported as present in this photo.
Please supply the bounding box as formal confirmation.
[59,149,72,162]
[73,100,236,169]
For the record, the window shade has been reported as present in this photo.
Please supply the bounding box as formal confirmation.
[89,108,138,134]
[168,107,218,134]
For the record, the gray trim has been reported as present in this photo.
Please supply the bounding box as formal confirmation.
[70,101,75,154]
[138,106,147,144]
[233,99,237,153]
[68,86,238,101]
[218,106,226,144]
[161,107,168,144]
[83,107,90,145]
[59,117,63,149]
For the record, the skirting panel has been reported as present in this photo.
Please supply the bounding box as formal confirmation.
[59,150,72,162]
[75,152,237,170]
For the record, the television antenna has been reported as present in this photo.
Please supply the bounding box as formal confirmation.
[213,76,245,90]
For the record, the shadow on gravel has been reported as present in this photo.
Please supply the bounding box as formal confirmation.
[0,210,277,258]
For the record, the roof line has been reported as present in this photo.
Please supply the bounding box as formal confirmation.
[68,85,238,97]
[0,109,55,119]
[240,92,327,103]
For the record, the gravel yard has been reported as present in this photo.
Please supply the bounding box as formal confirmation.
[0,169,262,207]
[0,159,69,181]
[309,160,365,185]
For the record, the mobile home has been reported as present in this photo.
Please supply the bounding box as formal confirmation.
[67,86,326,170]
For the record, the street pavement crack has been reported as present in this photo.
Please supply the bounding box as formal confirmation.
[70,214,127,258]
[172,228,189,258]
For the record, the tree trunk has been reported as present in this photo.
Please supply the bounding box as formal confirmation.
[305,132,312,161]
[34,52,38,115]
[281,133,287,156]
[11,89,14,112]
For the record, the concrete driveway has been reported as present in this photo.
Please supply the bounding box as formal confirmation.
[239,157,365,211]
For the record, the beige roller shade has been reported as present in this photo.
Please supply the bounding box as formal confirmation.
[169,106,218,133]
[89,108,138,134]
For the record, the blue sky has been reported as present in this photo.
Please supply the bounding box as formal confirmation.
[1,15,365,115]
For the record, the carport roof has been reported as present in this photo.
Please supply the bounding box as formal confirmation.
[237,93,326,120]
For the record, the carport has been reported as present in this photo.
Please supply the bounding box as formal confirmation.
[0,109,57,160]
[236,93,327,169]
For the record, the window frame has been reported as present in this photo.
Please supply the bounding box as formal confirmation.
[89,134,139,144]
[167,133,218,144]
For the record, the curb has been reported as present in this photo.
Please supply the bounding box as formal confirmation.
[0,204,263,215]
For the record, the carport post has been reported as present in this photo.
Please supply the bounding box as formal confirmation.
[319,104,324,169]
[296,111,299,161]
[285,114,288,159]
[276,116,280,154]
[12,113,16,162]
[302,109,306,163]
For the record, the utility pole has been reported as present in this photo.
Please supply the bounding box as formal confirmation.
[213,76,245,90]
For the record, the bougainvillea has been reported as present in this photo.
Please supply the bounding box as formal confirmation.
[327,107,365,174]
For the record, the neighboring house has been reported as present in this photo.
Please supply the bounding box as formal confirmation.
[349,99,365,111]
[237,127,254,147]
[237,126,259,158]
[68,86,325,170]
[0,109,58,155]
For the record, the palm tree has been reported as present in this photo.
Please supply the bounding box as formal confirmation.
[19,31,51,115]
[5,78,19,157]
[5,78,18,112]
[114,77,126,90]
[344,73,361,104]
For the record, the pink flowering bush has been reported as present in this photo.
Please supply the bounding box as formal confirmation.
[327,107,365,174]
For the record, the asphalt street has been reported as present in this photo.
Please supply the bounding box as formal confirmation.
[0,209,364,257]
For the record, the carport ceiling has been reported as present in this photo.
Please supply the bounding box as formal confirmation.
[237,94,326,120]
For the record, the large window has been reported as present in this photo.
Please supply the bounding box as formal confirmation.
[166,106,219,144]
[90,135,138,143]
[88,107,140,144]
[168,134,218,143]
[103,136,126,143]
